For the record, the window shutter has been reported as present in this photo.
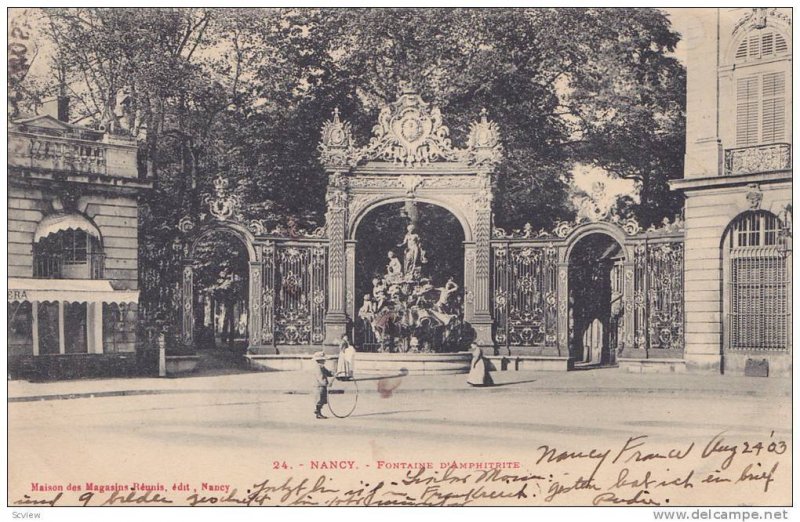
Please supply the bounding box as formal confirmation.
[761,32,774,56]
[748,34,761,58]
[736,77,759,146]
[762,72,785,143]
[775,34,788,54]
[736,39,749,60]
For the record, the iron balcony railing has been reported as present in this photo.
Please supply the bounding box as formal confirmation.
[34,252,106,279]
[724,143,791,176]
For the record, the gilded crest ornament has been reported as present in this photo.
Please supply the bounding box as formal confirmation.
[359,85,459,166]
[319,108,357,169]
[205,175,240,221]
[467,108,503,167]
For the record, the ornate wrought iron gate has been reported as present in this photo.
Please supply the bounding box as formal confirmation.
[632,238,685,355]
[263,243,327,346]
[491,224,685,359]
[492,244,558,349]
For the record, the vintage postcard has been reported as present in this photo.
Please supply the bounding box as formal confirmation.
[6,6,792,512]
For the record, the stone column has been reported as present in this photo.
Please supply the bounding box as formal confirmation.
[471,190,494,349]
[463,243,476,323]
[180,261,194,348]
[248,260,263,349]
[345,240,357,330]
[324,175,349,346]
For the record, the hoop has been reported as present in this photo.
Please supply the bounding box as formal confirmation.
[327,376,359,418]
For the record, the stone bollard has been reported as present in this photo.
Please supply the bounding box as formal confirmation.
[158,333,166,377]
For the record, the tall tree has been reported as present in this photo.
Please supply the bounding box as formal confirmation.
[23,7,687,324]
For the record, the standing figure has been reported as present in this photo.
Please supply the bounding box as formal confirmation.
[385,251,404,284]
[398,224,427,276]
[312,351,333,419]
[336,335,356,380]
[466,343,494,387]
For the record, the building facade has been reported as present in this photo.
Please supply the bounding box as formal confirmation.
[672,8,792,375]
[8,111,152,378]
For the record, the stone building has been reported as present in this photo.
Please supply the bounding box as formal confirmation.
[7,107,152,378]
[672,8,792,374]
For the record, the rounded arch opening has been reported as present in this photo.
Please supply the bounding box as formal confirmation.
[350,196,473,242]
[353,200,468,352]
[721,210,789,354]
[191,229,251,353]
[567,232,626,368]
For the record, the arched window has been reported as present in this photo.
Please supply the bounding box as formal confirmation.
[723,211,789,351]
[734,29,789,62]
[33,214,104,279]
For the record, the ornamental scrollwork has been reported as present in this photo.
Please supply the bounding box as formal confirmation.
[205,175,241,221]
[319,108,358,170]
[467,108,503,167]
[318,82,503,169]
[493,222,552,239]
[358,83,460,167]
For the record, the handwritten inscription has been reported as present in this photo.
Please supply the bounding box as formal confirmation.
[12,432,789,507]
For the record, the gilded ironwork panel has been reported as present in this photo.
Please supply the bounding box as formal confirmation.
[645,241,684,351]
[493,244,557,347]
[273,244,327,345]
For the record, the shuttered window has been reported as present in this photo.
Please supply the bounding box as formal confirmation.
[736,77,759,146]
[762,72,785,142]
[735,72,786,146]
[735,30,789,61]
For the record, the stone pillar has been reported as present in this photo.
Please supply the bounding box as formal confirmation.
[180,261,193,348]
[345,240,357,330]
[471,196,494,349]
[556,262,569,359]
[248,260,263,348]
[463,243,476,323]
[684,10,721,178]
[324,174,348,346]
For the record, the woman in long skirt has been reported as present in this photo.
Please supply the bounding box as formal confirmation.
[467,343,493,387]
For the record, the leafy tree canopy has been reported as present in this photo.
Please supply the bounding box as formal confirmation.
[13,8,686,319]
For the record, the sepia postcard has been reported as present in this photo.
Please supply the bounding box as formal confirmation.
[6,6,793,514]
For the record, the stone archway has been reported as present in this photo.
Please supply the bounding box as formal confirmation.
[318,84,503,348]
[567,232,626,367]
[352,200,467,351]
[179,222,262,350]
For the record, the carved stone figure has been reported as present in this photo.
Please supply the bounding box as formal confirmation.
[385,251,404,284]
[435,277,459,313]
[399,224,427,277]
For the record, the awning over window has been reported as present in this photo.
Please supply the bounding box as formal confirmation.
[7,278,138,304]
[34,213,102,243]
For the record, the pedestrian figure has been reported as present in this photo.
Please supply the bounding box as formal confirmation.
[336,335,356,380]
[312,351,333,419]
[467,343,494,387]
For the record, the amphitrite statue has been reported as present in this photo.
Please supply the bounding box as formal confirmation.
[398,224,427,278]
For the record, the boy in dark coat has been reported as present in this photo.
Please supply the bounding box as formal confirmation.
[312,351,333,419]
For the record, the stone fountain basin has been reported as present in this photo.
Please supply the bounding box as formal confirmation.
[247,351,471,375]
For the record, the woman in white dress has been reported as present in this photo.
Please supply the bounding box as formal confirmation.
[466,343,493,387]
[336,335,356,380]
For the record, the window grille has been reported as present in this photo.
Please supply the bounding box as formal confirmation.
[726,211,789,351]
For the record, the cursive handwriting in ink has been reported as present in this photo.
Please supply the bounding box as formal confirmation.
[13,493,62,507]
